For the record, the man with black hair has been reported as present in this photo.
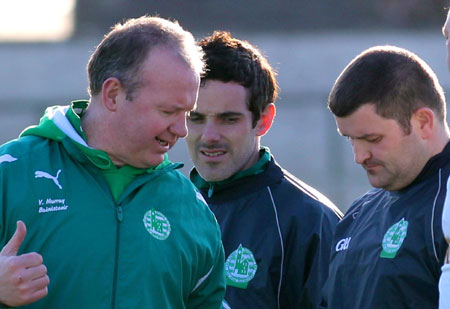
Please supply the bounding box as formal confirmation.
[186,31,342,308]
[325,45,449,308]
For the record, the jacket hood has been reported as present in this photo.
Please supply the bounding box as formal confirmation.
[21,104,85,143]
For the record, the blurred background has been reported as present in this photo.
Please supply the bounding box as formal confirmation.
[1,0,450,212]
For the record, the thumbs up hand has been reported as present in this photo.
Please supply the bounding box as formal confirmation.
[0,221,49,306]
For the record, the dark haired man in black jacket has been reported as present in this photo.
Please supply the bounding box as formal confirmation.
[186,31,342,309]
[324,45,450,308]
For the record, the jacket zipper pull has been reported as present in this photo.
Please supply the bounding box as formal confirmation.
[116,205,123,222]
[208,184,214,198]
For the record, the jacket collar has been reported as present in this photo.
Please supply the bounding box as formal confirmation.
[399,140,450,192]
[190,147,272,198]
[190,147,285,200]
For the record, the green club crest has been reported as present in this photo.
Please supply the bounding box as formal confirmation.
[225,244,258,289]
[143,209,171,240]
[380,218,408,258]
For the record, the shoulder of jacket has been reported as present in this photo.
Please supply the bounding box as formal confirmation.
[165,170,210,208]
[274,169,342,217]
[0,136,51,168]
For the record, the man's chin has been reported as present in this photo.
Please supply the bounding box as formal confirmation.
[201,174,227,182]
[368,177,391,190]
[367,175,382,187]
[198,168,232,182]
[138,155,165,169]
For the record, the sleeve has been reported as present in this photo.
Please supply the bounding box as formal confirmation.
[438,177,450,308]
[0,152,16,248]
[433,176,450,269]
[442,175,450,242]
[0,151,19,308]
[187,223,226,309]
[283,207,339,308]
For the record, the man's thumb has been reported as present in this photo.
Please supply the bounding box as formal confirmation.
[1,221,27,256]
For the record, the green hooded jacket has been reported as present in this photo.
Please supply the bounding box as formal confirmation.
[0,102,225,308]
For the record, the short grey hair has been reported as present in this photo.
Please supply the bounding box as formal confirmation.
[87,16,204,100]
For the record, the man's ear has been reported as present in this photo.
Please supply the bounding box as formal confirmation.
[256,103,276,136]
[412,107,435,139]
[102,77,122,112]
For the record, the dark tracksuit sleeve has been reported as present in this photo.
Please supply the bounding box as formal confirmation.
[282,207,339,308]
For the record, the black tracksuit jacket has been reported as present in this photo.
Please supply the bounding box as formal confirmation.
[325,142,450,308]
[193,157,342,308]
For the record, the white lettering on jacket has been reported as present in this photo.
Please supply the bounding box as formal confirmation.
[336,237,351,252]
[37,197,69,213]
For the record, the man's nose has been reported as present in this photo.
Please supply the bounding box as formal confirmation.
[171,114,188,138]
[201,120,221,143]
[353,142,371,165]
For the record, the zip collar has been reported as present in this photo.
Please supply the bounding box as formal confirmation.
[190,147,272,198]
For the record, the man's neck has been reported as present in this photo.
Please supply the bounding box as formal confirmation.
[429,124,450,158]
[80,102,109,152]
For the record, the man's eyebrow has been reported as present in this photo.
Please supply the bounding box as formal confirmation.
[189,111,244,118]
[189,110,203,115]
[156,104,185,111]
[343,133,380,139]
[216,112,243,118]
